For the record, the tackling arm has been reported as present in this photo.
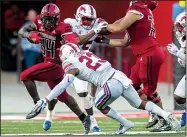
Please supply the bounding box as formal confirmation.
[45,69,79,102]
[95,33,129,47]
[18,23,37,38]
[107,12,142,33]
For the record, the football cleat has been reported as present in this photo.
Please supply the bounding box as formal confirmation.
[180,111,186,127]
[90,116,100,132]
[43,120,51,131]
[167,113,181,132]
[149,118,171,132]
[82,115,91,134]
[146,113,159,128]
[115,122,134,135]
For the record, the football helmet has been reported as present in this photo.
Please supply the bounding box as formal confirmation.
[174,12,186,47]
[75,4,97,29]
[59,43,81,62]
[130,0,158,11]
[41,3,60,30]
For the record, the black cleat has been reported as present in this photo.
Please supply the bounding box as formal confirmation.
[149,118,172,132]
[82,115,91,134]
[26,110,41,119]
[146,113,159,128]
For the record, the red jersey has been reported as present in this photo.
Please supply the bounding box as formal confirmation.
[126,3,159,57]
[33,15,78,63]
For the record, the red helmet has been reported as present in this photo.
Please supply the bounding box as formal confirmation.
[130,0,158,11]
[41,3,60,30]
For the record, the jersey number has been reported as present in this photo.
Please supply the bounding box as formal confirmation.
[148,16,156,38]
[79,52,106,71]
[41,39,56,59]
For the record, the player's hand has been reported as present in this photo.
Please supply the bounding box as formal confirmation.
[167,43,179,56]
[178,58,186,67]
[26,98,48,119]
[88,94,96,107]
[94,35,110,44]
[28,32,43,44]
[94,22,108,34]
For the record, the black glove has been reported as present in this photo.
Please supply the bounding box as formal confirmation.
[94,35,110,44]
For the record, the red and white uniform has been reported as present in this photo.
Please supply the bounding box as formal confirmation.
[20,15,78,102]
[173,11,186,99]
[127,3,165,100]
[64,18,107,50]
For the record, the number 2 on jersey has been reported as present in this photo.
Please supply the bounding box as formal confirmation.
[79,52,106,71]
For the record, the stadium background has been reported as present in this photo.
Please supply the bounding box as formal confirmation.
[1,0,185,116]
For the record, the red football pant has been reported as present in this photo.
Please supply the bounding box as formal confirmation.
[20,62,69,102]
[130,47,165,101]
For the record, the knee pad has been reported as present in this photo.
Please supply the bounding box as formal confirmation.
[147,92,161,103]
[79,93,92,109]
[57,91,69,102]
[20,71,31,81]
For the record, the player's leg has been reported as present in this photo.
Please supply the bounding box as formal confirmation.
[121,84,180,131]
[20,62,60,104]
[174,75,186,127]
[140,53,172,131]
[46,79,91,134]
[95,79,134,134]
[72,78,100,132]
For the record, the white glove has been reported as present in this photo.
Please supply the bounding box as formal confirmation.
[93,22,108,34]
[32,99,48,113]
[167,43,179,56]
[88,94,96,107]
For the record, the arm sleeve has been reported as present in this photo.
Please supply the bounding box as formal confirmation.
[46,74,75,101]
[177,48,186,62]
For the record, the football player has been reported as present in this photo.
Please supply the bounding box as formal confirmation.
[63,4,108,132]
[18,3,103,133]
[94,0,172,132]
[27,43,180,134]
[167,11,186,127]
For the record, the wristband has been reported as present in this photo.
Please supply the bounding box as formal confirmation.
[23,32,30,38]
[102,37,110,44]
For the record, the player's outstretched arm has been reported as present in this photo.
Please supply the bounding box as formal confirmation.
[46,69,79,101]
[18,23,37,38]
[78,30,96,45]
[107,12,142,33]
[95,34,129,47]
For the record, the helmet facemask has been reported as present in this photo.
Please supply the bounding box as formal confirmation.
[41,15,59,31]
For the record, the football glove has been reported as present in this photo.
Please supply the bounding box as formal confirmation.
[167,43,179,57]
[93,22,108,34]
[28,32,43,44]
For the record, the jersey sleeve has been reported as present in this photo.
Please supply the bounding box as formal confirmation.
[62,58,78,73]
[33,15,40,31]
[127,4,144,19]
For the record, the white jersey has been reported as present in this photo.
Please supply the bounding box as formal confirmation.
[62,51,115,87]
[64,18,107,50]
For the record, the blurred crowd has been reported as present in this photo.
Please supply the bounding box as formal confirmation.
[1,2,49,71]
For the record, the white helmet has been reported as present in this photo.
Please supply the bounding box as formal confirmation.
[59,43,81,62]
[174,11,186,47]
[75,4,97,29]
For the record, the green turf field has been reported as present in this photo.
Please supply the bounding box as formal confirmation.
[1,118,186,136]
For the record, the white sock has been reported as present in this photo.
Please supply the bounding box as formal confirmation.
[106,108,134,127]
[45,108,55,122]
[145,101,169,120]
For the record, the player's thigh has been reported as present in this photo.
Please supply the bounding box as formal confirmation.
[95,79,123,109]
[20,62,63,81]
[174,75,186,98]
[130,59,141,88]
[121,84,142,108]
[139,55,163,95]
[71,77,89,93]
